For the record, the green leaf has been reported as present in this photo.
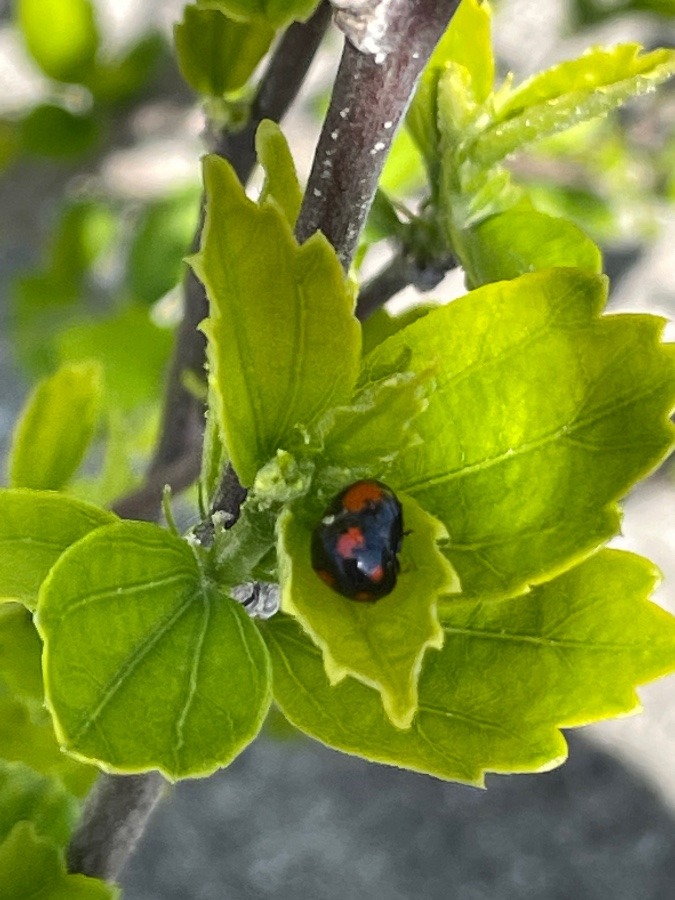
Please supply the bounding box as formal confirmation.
[9,199,115,376]
[86,34,164,104]
[278,497,458,728]
[9,361,103,491]
[70,410,141,508]
[16,0,99,83]
[197,0,319,28]
[175,6,274,96]
[0,822,118,900]
[362,268,675,598]
[461,208,602,288]
[0,490,114,609]
[477,45,675,167]
[0,697,96,798]
[0,604,45,706]
[57,306,174,411]
[0,607,96,799]
[0,760,78,847]
[191,154,360,487]
[360,305,436,357]
[127,188,200,305]
[320,370,432,477]
[37,521,272,779]
[256,120,302,226]
[407,0,493,171]
[379,127,427,197]
[49,200,116,283]
[0,120,20,173]
[264,550,675,783]
[20,104,100,159]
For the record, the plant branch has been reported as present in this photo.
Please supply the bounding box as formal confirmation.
[67,4,333,884]
[66,773,166,883]
[355,247,457,320]
[295,0,461,270]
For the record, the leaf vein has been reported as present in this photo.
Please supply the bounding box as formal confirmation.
[69,590,199,743]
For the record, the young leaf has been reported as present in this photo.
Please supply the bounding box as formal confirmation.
[256,120,303,226]
[462,208,602,287]
[362,268,675,598]
[476,45,675,167]
[0,760,78,848]
[0,822,117,900]
[37,521,272,779]
[0,490,114,610]
[16,0,99,83]
[264,550,675,784]
[197,0,319,28]
[8,361,102,491]
[277,497,458,728]
[191,154,360,487]
[407,0,493,171]
[175,6,274,97]
[319,370,431,477]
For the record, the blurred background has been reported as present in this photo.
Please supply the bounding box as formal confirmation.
[1,0,675,896]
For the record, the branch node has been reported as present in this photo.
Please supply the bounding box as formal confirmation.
[331,0,407,60]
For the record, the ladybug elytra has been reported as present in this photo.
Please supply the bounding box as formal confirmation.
[311,480,404,601]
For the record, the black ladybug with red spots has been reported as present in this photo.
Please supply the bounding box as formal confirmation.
[311,480,404,601]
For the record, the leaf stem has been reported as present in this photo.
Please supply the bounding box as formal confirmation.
[356,248,457,320]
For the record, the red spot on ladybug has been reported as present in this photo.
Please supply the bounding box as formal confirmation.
[341,480,386,513]
[316,568,336,587]
[336,526,365,559]
[311,480,404,601]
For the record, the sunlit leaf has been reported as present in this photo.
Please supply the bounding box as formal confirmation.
[38,521,272,779]
[362,268,675,598]
[476,45,675,166]
[408,0,493,170]
[256,120,302,226]
[278,497,457,727]
[0,490,114,610]
[462,208,602,287]
[191,154,360,486]
[265,551,675,783]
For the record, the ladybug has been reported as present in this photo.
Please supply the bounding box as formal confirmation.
[311,480,404,601]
